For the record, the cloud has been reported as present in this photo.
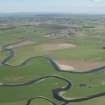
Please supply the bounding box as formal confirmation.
[92,0,105,3]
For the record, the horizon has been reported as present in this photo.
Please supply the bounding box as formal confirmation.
[0,12,105,15]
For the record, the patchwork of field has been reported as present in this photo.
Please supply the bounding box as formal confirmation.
[0,14,105,105]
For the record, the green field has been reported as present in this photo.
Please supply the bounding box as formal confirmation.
[0,14,105,105]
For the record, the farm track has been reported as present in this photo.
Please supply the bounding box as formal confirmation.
[1,42,105,105]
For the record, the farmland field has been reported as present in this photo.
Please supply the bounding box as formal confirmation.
[0,14,105,105]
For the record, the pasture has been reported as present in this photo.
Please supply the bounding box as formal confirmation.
[0,14,105,105]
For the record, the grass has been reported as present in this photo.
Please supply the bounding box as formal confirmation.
[0,77,66,105]
[0,20,105,105]
[29,98,54,105]
[69,96,105,105]
[0,57,105,105]
[0,101,26,105]
[0,50,6,61]
[6,35,105,66]
[0,57,55,83]
[50,36,105,61]
[0,98,54,105]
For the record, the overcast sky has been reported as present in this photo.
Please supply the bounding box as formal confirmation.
[0,0,105,14]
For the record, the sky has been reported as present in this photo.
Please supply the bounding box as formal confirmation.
[0,0,105,14]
